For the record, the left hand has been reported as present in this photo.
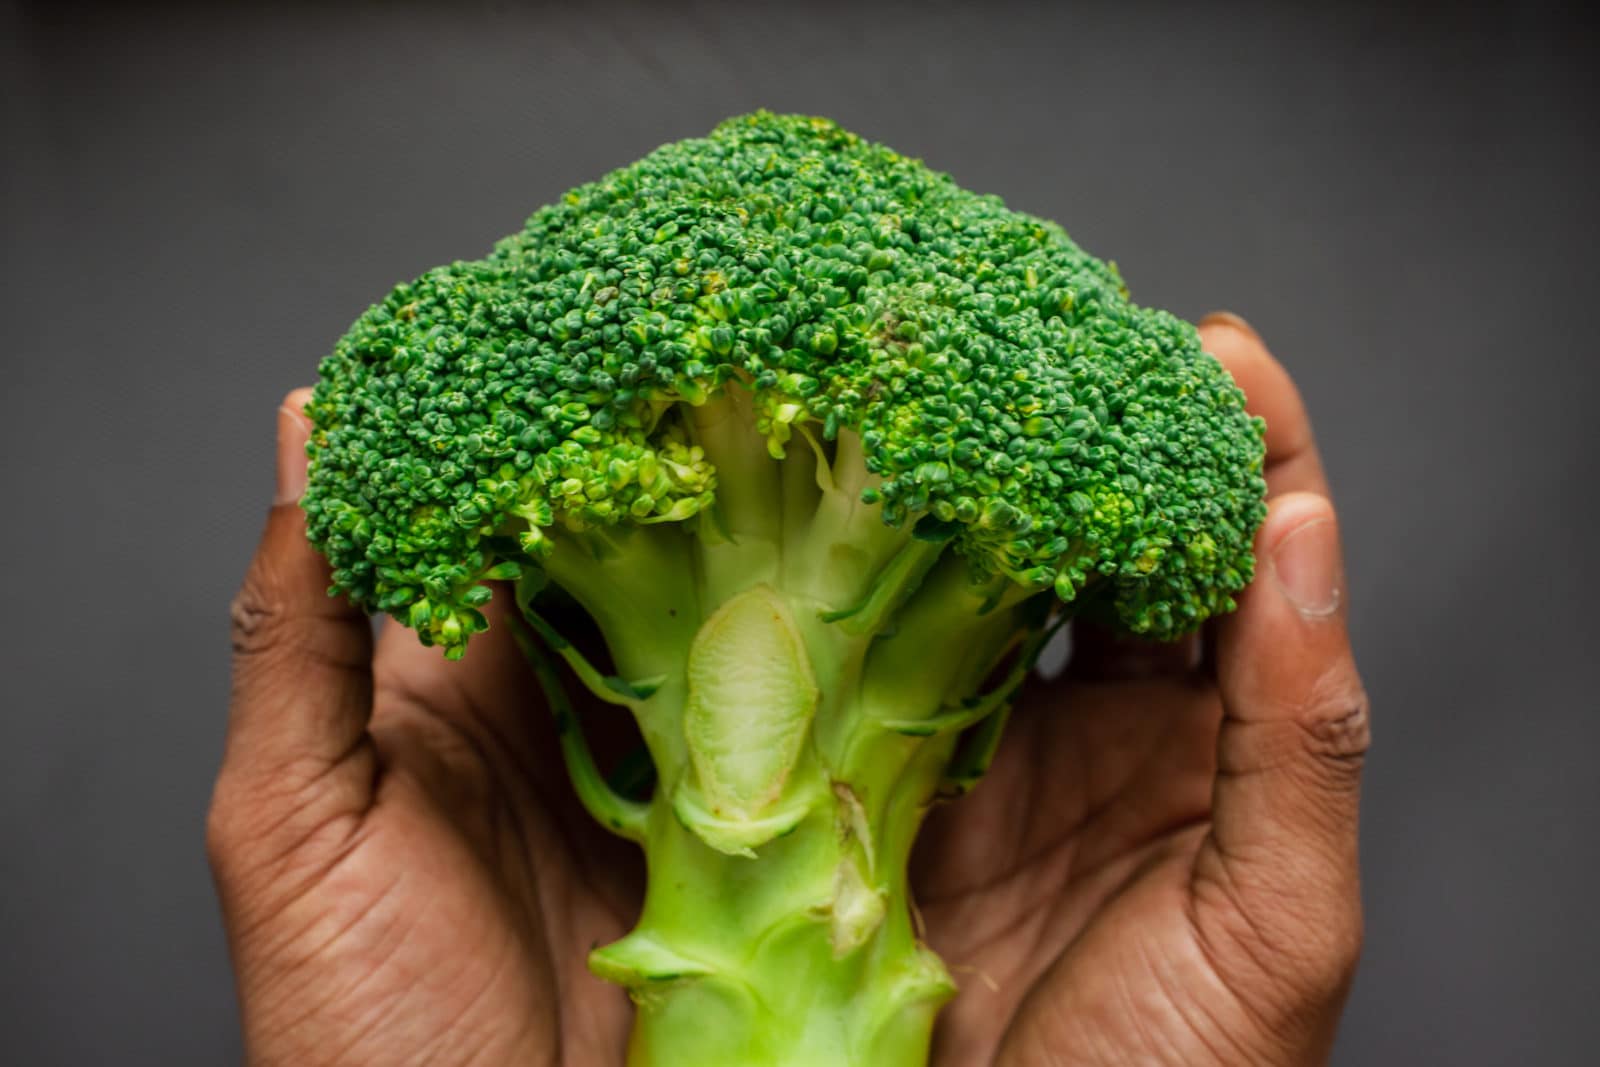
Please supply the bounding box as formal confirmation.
[209,390,641,1066]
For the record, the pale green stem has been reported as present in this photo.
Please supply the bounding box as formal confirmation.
[509,613,651,841]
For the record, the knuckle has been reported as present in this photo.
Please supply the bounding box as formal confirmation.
[229,564,286,659]
[1302,700,1371,766]
[1200,315,1267,359]
[1297,675,1371,771]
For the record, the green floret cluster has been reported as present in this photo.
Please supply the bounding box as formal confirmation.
[301,112,1266,1067]
[304,112,1264,656]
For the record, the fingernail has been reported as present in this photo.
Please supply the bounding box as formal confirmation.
[1198,310,1260,341]
[1271,518,1341,618]
[274,405,309,505]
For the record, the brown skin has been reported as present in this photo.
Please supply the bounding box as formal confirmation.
[211,314,1368,1066]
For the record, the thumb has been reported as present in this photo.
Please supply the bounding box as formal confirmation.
[220,389,374,786]
[1198,492,1369,989]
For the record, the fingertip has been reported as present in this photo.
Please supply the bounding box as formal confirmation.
[1255,492,1343,617]
[1199,312,1285,424]
[1199,314,1285,409]
[1221,491,1353,709]
[1222,494,1345,649]
[1197,316,1327,498]
[1257,491,1338,552]
[1198,309,1261,343]
[274,388,315,506]
[1198,311,1264,365]
[281,386,315,421]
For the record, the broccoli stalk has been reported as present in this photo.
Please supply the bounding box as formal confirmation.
[516,386,1046,1063]
[302,112,1266,1066]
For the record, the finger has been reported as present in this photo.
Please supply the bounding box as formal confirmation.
[1199,312,1330,499]
[1198,491,1369,969]
[223,389,374,782]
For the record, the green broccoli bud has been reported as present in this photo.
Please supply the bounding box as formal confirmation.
[302,111,1266,1067]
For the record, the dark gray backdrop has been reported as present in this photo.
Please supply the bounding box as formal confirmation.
[4,1,1595,1063]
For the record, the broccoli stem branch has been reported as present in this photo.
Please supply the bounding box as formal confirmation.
[512,593,651,708]
[508,613,651,842]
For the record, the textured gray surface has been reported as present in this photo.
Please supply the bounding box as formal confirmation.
[3,2,1596,1063]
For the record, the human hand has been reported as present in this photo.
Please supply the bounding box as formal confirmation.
[916,314,1369,1066]
[212,314,1363,1067]
[208,389,642,1066]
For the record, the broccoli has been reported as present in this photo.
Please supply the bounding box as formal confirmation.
[301,111,1266,1066]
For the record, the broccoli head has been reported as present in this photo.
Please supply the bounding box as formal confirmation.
[302,112,1265,1067]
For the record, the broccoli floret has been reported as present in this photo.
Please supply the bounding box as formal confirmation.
[303,111,1265,1067]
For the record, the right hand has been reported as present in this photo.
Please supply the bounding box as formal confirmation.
[916,313,1370,1065]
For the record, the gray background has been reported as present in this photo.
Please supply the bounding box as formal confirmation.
[3,1,1595,1063]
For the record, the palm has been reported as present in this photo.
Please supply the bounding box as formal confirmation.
[355,631,1229,1067]
[330,622,643,1065]
[255,631,1287,1067]
[215,604,642,1065]
[917,666,1237,1065]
